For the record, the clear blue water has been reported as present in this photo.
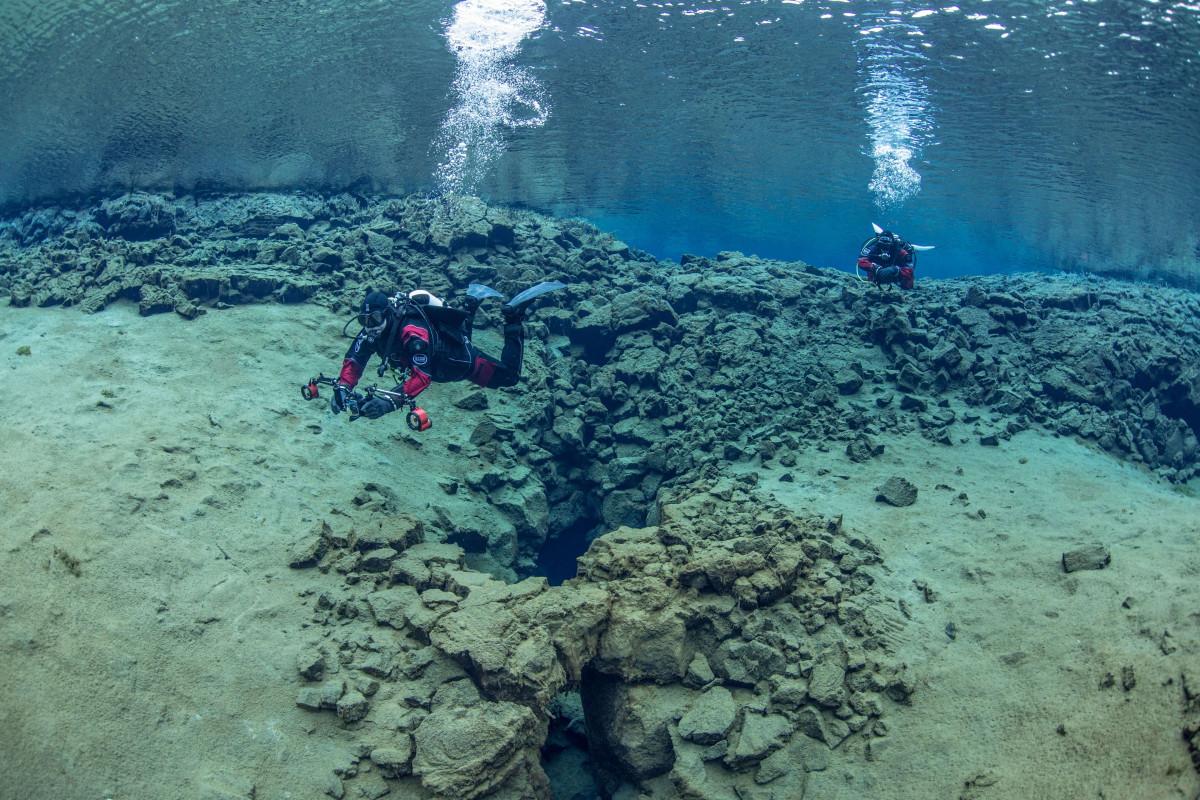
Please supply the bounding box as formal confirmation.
[2,1,1198,280]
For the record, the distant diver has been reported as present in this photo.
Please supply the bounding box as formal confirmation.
[330,281,565,420]
[856,223,934,289]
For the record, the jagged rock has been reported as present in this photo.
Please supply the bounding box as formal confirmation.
[336,690,369,723]
[807,656,846,707]
[694,272,774,312]
[795,705,849,748]
[412,701,548,800]
[287,531,327,568]
[609,289,677,333]
[678,686,737,745]
[138,285,176,316]
[429,578,609,706]
[725,712,793,768]
[769,678,809,710]
[367,585,421,629]
[835,369,863,395]
[295,648,326,681]
[453,390,489,410]
[845,435,884,463]
[296,679,345,711]
[600,489,647,530]
[712,639,787,686]
[311,245,342,267]
[95,193,176,240]
[359,547,398,572]
[389,542,465,590]
[876,476,918,507]
[352,514,424,552]
[284,483,909,798]
[583,676,690,782]
[755,740,808,792]
[678,548,768,594]
[369,740,414,778]
[684,653,716,688]
[1061,544,1111,573]
[796,706,828,742]
[6,194,1198,493]
[668,731,726,799]
[595,599,688,683]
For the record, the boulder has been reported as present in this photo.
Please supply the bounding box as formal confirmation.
[582,676,690,782]
[845,435,883,463]
[725,713,793,768]
[369,739,414,778]
[876,476,918,507]
[835,369,863,395]
[712,639,787,686]
[806,657,846,708]
[1061,544,1111,573]
[336,690,369,723]
[412,701,548,800]
[95,193,176,240]
[678,686,737,746]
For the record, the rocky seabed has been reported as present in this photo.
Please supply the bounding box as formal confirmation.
[4,192,1200,797]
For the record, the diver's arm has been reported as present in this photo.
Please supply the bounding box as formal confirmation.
[401,369,431,398]
[859,236,880,263]
[399,323,433,399]
[338,330,377,388]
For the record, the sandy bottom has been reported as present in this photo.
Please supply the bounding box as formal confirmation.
[757,417,1200,799]
[1,302,1197,800]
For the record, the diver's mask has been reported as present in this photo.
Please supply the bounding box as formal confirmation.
[362,313,388,341]
[356,290,394,342]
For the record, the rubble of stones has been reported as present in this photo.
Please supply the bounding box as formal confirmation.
[4,190,1199,580]
[1184,673,1200,777]
[287,477,912,799]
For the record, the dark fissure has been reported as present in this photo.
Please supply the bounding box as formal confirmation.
[534,513,602,586]
[542,690,603,800]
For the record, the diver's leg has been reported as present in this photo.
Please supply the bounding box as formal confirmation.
[460,297,481,336]
[467,320,524,388]
[875,265,900,284]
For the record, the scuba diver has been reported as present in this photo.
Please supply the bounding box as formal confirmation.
[331,281,565,420]
[856,224,934,289]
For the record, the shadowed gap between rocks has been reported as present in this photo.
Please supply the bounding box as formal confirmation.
[533,512,604,587]
[542,690,603,800]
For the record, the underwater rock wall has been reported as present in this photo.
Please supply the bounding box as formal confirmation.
[3,191,1200,581]
[287,478,910,799]
[2,190,1200,472]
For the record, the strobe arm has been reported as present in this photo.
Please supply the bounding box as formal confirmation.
[300,374,340,400]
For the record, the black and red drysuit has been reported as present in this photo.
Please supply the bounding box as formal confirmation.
[338,303,524,404]
[858,232,915,289]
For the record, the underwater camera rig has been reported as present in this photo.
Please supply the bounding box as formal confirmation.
[300,374,432,431]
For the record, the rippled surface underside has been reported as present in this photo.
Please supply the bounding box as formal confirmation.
[2,0,1198,279]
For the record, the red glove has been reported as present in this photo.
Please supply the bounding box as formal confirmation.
[857,257,873,271]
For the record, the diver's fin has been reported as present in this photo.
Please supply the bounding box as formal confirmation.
[504,280,566,312]
[911,244,936,251]
[467,283,504,302]
[872,222,884,235]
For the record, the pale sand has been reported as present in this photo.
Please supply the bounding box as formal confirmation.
[0,302,493,799]
[758,425,1200,798]
[1,302,1197,799]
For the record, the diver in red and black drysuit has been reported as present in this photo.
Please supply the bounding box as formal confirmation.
[858,229,916,289]
[331,281,563,420]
